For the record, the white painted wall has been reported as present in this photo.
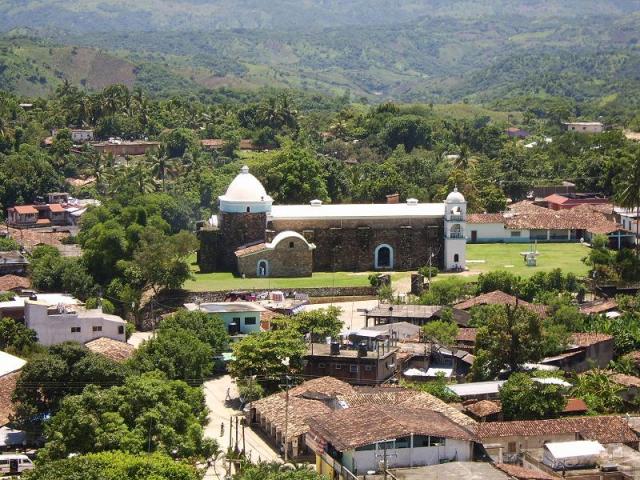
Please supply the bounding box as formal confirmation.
[444,237,466,270]
[467,223,531,243]
[25,301,127,346]
[349,439,472,474]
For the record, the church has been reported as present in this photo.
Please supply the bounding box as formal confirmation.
[197,166,467,277]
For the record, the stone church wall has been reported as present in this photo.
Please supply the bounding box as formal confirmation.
[236,236,313,277]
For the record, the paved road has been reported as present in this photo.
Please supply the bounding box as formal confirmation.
[202,375,280,479]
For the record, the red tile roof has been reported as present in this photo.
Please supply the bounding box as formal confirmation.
[0,372,20,426]
[234,243,268,257]
[454,291,548,317]
[495,464,554,480]
[456,328,477,343]
[310,404,476,451]
[467,213,505,224]
[477,416,638,444]
[579,299,618,315]
[570,332,613,348]
[48,203,66,213]
[0,275,30,292]
[85,337,135,362]
[564,398,588,413]
[466,400,501,418]
[12,205,38,214]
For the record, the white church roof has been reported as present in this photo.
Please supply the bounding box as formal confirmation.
[268,230,315,249]
[219,166,273,204]
[270,202,445,220]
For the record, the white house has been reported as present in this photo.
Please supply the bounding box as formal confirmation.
[24,300,127,346]
[309,404,476,478]
[615,206,639,244]
[564,122,604,134]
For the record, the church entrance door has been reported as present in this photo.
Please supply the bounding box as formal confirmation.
[257,260,269,277]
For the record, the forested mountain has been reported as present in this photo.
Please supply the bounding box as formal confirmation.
[2,0,640,32]
[1,1,640,123]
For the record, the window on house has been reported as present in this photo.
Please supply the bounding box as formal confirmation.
[244,317,257,325]
[318,363,326,369]
[429,437,445,447]
[508,442,517,453]
[70,327,81,333]
[92,326,102,332]
[349,365,358,373]
[334,364,342,370]
[510,231,521,237]
[118,326,125,334]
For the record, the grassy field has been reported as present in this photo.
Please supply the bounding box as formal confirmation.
[465,243,590,278]
[184,243,590,291]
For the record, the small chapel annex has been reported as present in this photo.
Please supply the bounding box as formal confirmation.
[197,166,466,277]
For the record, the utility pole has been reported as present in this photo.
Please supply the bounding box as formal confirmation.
[235,416,239,454]
[283,374,290,462]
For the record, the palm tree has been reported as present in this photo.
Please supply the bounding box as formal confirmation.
[614,148,640,258]
[147,148,179,192]
[128,162,157,194]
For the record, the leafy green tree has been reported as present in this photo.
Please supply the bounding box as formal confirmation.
[476,271,521,296]
[420,277,471,305]
[422,320,459,347]
[38,373,215,460]
[159,310,229,354]
[229,330,307,388]
[132,329,214,380]
[381,115,431,152]
[0,236,20,251]
[29,246,96,300]
[271,307,342,341]
[262,140,328,203]
[23,452,200,480]
[0,317,37,354]
[13,344,126,431]
[471,305,552,380]
[479,185,507,213]
[128,228,198,294]
[162,127,199,158]
[572,369,624,414]
[499,372,567,420]
[235,463,326,480]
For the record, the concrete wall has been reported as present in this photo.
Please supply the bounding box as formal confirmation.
[24,301,126,346]
[346,439,473,474]
[219,311,262,334]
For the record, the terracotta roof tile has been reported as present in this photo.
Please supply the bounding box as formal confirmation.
[251,377,355,438]
[579,299,618,315]
[564,398,588,413]
[48,203,66,213]
[454,291,548,317]
[467,213,505,224]
[0,275,30,291]
[85,337,135,362]
[466,400,501,418]
[0,372,20,426]
[477,416,638,444]
[495,463,554,480]
[570,332,613,347]
[12,205,38,214]
[234,243,267,257]
[310,404,476,451]
[456,328,477,343]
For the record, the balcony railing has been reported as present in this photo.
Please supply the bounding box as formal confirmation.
[447,233,465,239]
[448,215,464,221]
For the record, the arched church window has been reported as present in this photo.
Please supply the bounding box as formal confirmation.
[454,254,459,263]
[289,241,295,248]
[246,206,251,213]
[257,260,268,277]
[375,244,394,269]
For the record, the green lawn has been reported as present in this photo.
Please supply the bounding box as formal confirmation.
[465,243,590,278]
[184,270,372,292]
[184,243,590,291]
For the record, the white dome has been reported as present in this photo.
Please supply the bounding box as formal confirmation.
[219,166,273,204]
[446,187,465,203]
